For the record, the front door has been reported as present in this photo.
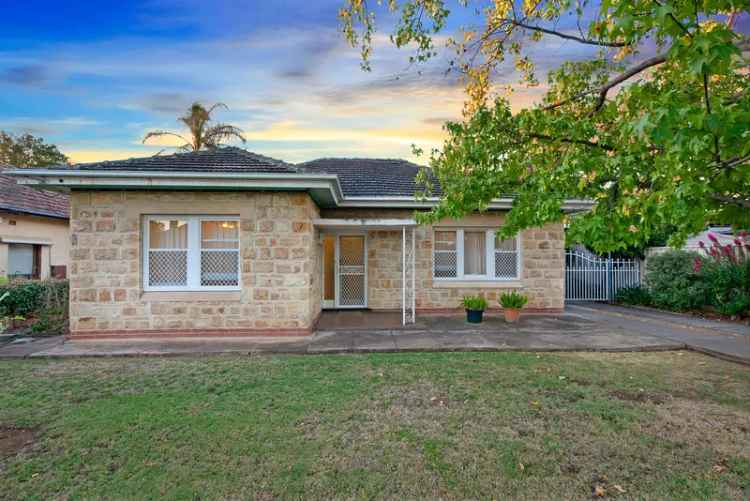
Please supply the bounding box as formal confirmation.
[322,234,367,308]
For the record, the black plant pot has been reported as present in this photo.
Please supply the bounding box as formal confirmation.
[466,309,484,323]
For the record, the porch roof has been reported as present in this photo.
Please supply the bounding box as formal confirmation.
[312,218,417,229]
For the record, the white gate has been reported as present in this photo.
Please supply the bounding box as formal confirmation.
[565,250,641,301]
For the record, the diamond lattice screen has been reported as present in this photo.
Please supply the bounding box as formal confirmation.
[148,250,188,287]
[494,252,517,278]
[338,236,365,305]
[434,231,457,278]
[434,251,457,277]
[339,274,365,306]
[201,250,239,286]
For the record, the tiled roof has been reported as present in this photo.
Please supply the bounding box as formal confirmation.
[299,158,440,197]
[68,146,299,173]
[0,167,69,219]
[28,147,442,199]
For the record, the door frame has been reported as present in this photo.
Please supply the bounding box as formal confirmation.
[321,231,368,309]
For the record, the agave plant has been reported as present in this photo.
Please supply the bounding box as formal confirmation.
[142,102,246,152]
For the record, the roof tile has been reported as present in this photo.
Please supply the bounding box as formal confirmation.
[0,167,69,219]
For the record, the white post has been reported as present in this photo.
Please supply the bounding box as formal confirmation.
[402,226,406,326]
[411,227,416,323]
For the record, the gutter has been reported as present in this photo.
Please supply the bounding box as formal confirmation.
[7,169,595,212]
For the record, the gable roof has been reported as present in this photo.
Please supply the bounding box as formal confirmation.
[0,166,69,219]
[68,146,299,174]
[299,158,439,198]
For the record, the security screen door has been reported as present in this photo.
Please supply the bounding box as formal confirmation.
[336,235,366,307]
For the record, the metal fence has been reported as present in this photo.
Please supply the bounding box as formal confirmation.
[565,250,641,301]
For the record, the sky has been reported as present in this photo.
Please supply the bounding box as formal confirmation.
[0,0,604,165]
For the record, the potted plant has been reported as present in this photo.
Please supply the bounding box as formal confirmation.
[499,291,528,323]
[462,295,487,323]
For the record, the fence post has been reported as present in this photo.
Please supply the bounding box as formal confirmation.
[606,253,613,301]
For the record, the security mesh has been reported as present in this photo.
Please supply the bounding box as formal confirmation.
[201,250,239,286]
[148,250,187,287]
[338,236,365,305]
[339,237,365,266]
[494,251,517,278]
[339,274,365,305]
[434,251,457,277]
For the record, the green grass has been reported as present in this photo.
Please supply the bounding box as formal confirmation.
[1,351,748,500]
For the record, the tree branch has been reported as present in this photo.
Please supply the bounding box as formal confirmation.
[544,55,667,111]
[528,133,616,151]
[509,20,628,47]
[716,154,750,171]
[711,194,750,209]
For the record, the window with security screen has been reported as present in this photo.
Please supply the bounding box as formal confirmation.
[144,216,240,291]
[433,228,520,281]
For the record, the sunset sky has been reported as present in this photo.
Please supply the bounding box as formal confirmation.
[1,0,609,164]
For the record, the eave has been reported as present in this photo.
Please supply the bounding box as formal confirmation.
[7,169,594,213]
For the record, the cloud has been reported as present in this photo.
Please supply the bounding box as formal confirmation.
[0,65,50,86]
[0,116,102,136]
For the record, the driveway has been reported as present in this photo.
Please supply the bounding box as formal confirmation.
[567,302,750,364]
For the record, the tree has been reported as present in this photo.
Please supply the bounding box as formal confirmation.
[142,102,246,152]
[339,1,750,252]
[0,131,68,167]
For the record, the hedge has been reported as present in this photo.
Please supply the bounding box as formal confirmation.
[0,280,69,334]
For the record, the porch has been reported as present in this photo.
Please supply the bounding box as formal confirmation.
[314,218,417,325]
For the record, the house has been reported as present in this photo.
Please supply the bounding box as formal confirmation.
[10,147,591,338]
[0,166,69,280]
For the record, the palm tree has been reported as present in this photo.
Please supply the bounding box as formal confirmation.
[142,102,246,151]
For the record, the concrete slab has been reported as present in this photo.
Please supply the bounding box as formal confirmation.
[7,309,741,361]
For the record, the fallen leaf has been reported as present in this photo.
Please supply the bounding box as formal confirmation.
[558,376,567,380]
[594,485,606,497]
[518,462,525,472]
[529,400,540,407]
[613,484,626,493]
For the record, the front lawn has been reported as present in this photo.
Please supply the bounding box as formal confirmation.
[1,352,748,500]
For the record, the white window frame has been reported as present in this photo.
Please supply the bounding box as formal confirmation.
[143,215,241,292]
[432,228,522,282]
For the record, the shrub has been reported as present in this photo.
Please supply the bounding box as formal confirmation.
[462,295,487,311]
[499,291,528,309]
[615,285,652,306]
[696,232,750,317]
[0,280,69,334]
[645,250,708,310]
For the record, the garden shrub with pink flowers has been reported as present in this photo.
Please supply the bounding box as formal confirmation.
[617,232,750,318]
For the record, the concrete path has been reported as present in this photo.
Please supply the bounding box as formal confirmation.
[2,307,746,363]
[567,303,750,364]
[0,314,683,359]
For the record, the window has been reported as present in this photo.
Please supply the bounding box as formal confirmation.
[144,216,240,291]
[432,229,521,281]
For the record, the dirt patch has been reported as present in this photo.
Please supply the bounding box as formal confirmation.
[644,398,750,458]
[609,389,670,405]
[0,426,36,457]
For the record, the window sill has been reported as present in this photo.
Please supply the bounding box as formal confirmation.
[431,280,523,289]
[141,291,242,302]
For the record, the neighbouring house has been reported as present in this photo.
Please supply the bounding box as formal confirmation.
[0,166,69,280]
[646,226,741,259]
[10,148,591,338]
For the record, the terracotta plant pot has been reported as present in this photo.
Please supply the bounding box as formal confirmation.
[503,308,521,323]
[466,309,484,323]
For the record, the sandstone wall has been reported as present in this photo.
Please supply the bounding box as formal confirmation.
[320,209,565,312]
[69,190,319,336]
